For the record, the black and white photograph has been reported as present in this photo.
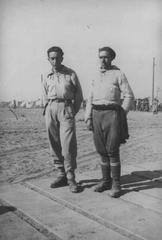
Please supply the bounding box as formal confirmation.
[0,0,162,239]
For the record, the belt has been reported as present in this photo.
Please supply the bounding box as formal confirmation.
[92,104,121,111]
[48,98,72,104]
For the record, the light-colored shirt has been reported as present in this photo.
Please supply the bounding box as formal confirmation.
[42,65,83,114]
[85,66,134,121]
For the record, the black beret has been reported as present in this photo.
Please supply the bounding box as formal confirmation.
[47,46,64,57]
[99,47,116,60]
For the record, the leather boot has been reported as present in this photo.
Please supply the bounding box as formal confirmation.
[67,170,79,193]
[110,164,121,198]
[50,167,67,188]
[94,165,111,192]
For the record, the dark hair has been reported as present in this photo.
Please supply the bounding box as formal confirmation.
[99,47,116,60]
[47,46,64,57]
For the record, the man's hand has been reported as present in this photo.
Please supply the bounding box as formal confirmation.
[86,118,93,131]
[123,108,128,116]
[43,103,48,116]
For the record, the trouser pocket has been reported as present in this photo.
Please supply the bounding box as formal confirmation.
[64,104,75,119]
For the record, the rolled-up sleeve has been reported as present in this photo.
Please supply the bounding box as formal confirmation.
[119,73,134,113]
[71,72,83,114]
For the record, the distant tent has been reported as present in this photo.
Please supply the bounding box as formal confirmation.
[35,98,43,108]
[26,101,35,108]
[9,100,17,108]
[20,101,26,108]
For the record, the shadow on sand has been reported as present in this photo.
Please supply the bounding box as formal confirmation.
[120,169,162,196]
[0,206,16,215]
[79,170,162,196]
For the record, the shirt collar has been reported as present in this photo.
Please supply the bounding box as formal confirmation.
[100,68,107,73]
[48,65,65,76]
[52,65,64,73]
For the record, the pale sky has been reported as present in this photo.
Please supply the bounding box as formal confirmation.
[0,0,162,101]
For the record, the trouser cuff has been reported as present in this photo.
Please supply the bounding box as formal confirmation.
[54,159,64,167]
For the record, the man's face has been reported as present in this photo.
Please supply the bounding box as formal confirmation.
[99,50,112,69]
[48,51,63,69]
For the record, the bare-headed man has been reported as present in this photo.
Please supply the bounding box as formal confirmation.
[42,46,83,193]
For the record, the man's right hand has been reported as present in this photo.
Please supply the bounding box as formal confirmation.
[43,103,48,116]
[86,119,93,131]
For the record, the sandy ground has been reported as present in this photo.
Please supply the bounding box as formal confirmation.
[0,107,162,184]
[0,107,162,240]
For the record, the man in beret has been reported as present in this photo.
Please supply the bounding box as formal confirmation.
[85,47,134,197]
[42,46,83,193]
